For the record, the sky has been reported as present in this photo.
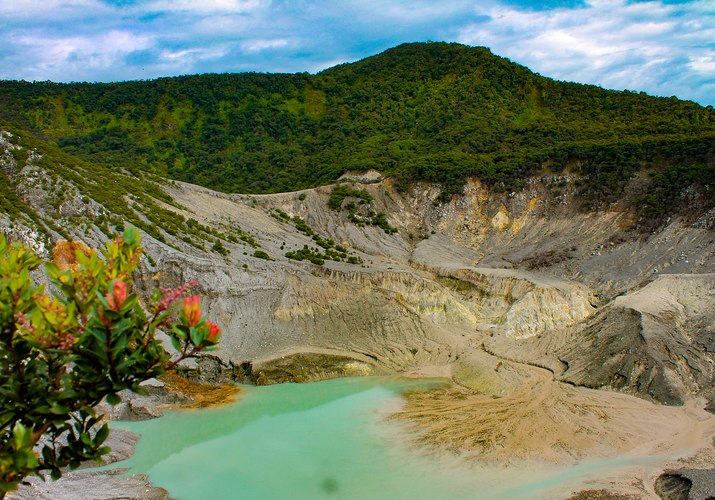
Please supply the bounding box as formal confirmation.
[1,0,713,106]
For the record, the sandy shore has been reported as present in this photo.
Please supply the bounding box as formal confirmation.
[393,362,715,499]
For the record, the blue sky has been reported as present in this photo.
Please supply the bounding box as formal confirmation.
[1,0,713,105]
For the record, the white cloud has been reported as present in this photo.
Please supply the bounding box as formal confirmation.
[193,15,253,34]
[241,38,290,52]
[0,0,110,22]
[458,0,715,103]
[14,30,154,79]
[377,1,472,22]
[0,0,96,12]
[689,55,715,73]
[161,48,204,60]
[160,44,232,63]
[145,0,266,14]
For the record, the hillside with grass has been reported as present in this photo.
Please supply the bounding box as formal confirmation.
[0,117,261,256]
[1,42,714,220]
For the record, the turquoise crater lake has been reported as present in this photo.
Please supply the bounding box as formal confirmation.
[109,376,661,500]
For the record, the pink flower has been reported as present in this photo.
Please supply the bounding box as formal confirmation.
[206,321,221,342]
[107,280,129,311]
[155,281,199,313]
[183,295,202,327]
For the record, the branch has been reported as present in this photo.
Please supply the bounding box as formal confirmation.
[30,421,52,447]
[163,344,200,372]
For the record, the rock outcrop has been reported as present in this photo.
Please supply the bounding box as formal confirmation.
[485,274,715,405]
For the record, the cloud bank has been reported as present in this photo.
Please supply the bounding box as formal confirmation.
[0,0,712,105]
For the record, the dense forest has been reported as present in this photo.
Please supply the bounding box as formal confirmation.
[1,42,713,216]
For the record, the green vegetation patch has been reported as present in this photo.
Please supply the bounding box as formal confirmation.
[285,244,359,266]
[253,250,273,260]
[0,118,239,248]
[328,185,374,210]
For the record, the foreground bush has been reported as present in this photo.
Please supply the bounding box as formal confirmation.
[0,228,221,497]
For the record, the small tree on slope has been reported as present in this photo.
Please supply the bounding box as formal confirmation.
[0,227,222,498]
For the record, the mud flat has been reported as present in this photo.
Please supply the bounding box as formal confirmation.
[395,363,715,499]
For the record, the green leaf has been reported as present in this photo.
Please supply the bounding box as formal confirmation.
[26,451,37,469]
[97,446,112,456]
[94,424,110,445]
[114,357,135,372]
[102,309,121,322]
[50,402,71,415]
[80,432,92,446]
[106,393,121,406]
[173,324,190,339]
[95,292,110,308]
[136,305,148,321]
[123,226,138,245]
[61,283,76,299]
[80,405,97,417]
[189,326,201,347]
[13,452,27,469]
[88,327,107,343]
[111,335,130,353]
[12,422,30,449]
[120,294,138,313]
[170,335,183,352]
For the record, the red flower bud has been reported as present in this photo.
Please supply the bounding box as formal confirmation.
[107,280,128,311]
[183,295,202,327]
[206,320,221,342]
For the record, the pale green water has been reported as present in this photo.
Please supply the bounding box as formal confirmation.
[109,376,666,500]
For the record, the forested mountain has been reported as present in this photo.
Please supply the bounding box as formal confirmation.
[1,42,713,217]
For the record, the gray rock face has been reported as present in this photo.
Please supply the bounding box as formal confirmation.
[95,379,192,422]
[5,127,715,408]
[122,177,715,405]
[485,274,715,405]
[11,469,173,500]
[17,429,172,500]
[555,274,715,405]
[655,469,715,500]
[246,351,382,385]
[558,306,705,405]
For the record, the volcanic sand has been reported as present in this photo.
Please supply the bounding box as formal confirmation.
[393,362,715,497]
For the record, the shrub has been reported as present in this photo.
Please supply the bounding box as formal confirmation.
[285,245,325,265]
[0,228,222,496]
[371,213,398,234]
[211,239,229,255]
[328,185,374,211]
[253,250,273,260]
[291,216,314,236]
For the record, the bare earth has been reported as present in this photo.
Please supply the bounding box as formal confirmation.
[394,362,715,499]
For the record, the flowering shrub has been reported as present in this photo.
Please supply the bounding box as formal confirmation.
[0,227,221,497]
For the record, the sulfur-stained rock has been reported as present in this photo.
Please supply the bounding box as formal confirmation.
[247,351,381,385]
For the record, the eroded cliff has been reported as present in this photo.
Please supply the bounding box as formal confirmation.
[4,126,715,409]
